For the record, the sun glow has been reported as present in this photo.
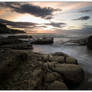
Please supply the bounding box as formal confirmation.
[12,14,50,24]
[35,29,56,34]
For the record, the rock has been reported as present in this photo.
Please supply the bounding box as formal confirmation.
[66,56,78,64]
[45,72,62,82]
[0,43,33,50]
[0,50,84,90]
[0,37,33,50]
[52,52,69,57]
[87,35,92,49]
[0,49,28,82]
[32,37,54,44]
[47,80,68,90]
[51,56,65,63]
[32,68,42,78]
[0,37,23,46]
[8,35,31,39]
[43,54,65,63]
[49,64,84,87]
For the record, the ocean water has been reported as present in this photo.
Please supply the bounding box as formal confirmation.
[33,37,92,90]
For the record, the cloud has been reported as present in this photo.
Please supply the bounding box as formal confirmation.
[55,25,92,37]
[46,22,66,28]
[0,19,37,28]
[79,9,92,13]
[73,16,90,20]
[0,2,58,19]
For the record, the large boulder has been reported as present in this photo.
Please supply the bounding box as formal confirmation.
[48,64,84,87]
[47,80,68,90]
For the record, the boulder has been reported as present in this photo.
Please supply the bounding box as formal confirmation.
[49,64,84,87]
[43,54,65,63]
[66,56,78,64]
[47,80,68,90]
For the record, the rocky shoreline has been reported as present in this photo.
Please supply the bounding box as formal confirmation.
[0,36,85,90]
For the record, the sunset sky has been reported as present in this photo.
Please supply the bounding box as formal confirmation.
[0,2,92,35]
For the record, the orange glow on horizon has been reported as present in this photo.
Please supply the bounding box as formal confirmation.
[26,29,56,34]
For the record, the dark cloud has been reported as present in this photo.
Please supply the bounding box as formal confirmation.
[0,19,37,28]
[73,16,90,20]
[0,2,58,19]
[46,22,66,28]
[79,9,92,13]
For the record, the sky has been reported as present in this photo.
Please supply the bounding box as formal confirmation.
[0,2,92,36]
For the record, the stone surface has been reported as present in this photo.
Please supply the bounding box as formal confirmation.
[45,72,62,82]
[66,56,78,64]
[49,64,84,87]
[47,81,68,90]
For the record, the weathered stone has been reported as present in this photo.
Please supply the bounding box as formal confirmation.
[52,52,69,57]
[0,49,28,82]
[49,64,84,87]
[45,72,62,82]
[66,56,78,64]
[47,80,68,90]
[51,56,65,63]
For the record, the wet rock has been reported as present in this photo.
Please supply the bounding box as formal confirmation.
[47,80,68,90]
[49,64,84,87]
[32,37,54,44]
[66,56,78,64]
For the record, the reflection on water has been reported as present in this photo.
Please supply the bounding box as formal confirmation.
[33,38,92,90]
